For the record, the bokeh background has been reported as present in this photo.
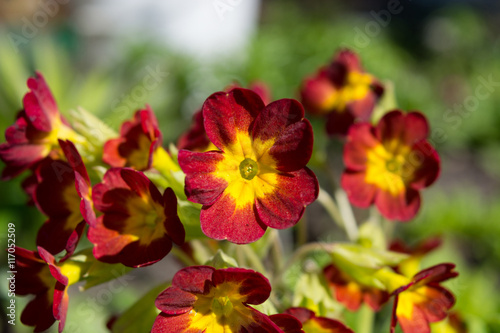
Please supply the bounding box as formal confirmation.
[0,0,499,332]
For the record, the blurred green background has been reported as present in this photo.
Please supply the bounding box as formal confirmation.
[0,0,499,332]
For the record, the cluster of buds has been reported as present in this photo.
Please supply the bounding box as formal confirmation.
[1,49,462,333]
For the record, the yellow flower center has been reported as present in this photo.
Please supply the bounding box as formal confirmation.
[60,262,82,286]
[211,296,234,318]
[365,141,412,196]
[322,71,373,112]
[239,158,259,180]
[124,194,166,245]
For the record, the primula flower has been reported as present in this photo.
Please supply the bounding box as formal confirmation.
[390,237,442,277]
[177,81,272,152]
[323,263,389,311]
[103,105,162,170]
[341,110,440,221]
[16,246,84,333]
[88,167,185,267]
[0,72,81,179]
[390,263,458,333]
[152,266,284,332]
[300,49,383,136]
[34,140,93,255]
[284,307,354,333]
[178,88,319,244]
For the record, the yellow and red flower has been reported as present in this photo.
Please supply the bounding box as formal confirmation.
[341,110,440,221]
[177,81,272,152]
[103,105,162,170]
[390,263,458,333]
[300,49,383,136]
[88,167,185,267]
[323,263,389,312]
[178,88,319,244]
[16,246,85,333]
[34,140,93,255]
[152,266,284,332]
[284,307,354,333]
[0,72,81,179]
[389,237,442,277]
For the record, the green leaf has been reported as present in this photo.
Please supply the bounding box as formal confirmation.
[82,260,134,290]
[177,200,204,240]
[205,249,238,269]
[111,283,168,333]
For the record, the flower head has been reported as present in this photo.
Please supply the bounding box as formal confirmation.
[0,72,80,179]
[16,246,84,333]
[178,88,319,244]
[152,266,283,332]
[390,263,458,333]
[88,167,185,267]
[284,307,354,333]
[323,264,389,312]
[103,105,162,170]
[341,110,440,221]
[300,49,383,136]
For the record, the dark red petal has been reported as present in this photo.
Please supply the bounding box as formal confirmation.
[53,282,69,333]
[325,109,356,137]
[375,188,420,222]
[172,266,215,294]
[212,268,271,305]
[162,187,185,246]
[408,141,440,190]
[418,285,455,323]
[412,263,458,286]
[343,123,378,170]
[347,90,377,120]
[363,288,390,311]
[252,99,313,172]
[176,109,211,152]
[151,312,192,333]
[341,171,377,208]
[284,307,315,324]
[255,168,318,229]
[155,286,197,314]
[376,110,429,146]
[24,72,59,132]
[200,194,267,244]
[21,292,56,332]
[37,247,68,286]
[398,305,431,333]
[178,149,228,205]
[300,70,337,115]
[0,143,48,179]
[269,314,304,333]
[102,138,127,167]
[120,168,163,205]
[203,88,264,151]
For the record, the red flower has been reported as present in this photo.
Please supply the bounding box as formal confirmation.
[323,264,389,312]
[152,266,283,332]
[0,72,80,179]
[389,237,442,277]
[285,307,354,333]
[88,167,185,267]
[103,105,162,170]
[391,264,458,333]
[34,140,93,255]
[300,49,383,136]
[16,246,83,333]
[178,88,319,244]
[177,81,272,152]
[341,110,440,221]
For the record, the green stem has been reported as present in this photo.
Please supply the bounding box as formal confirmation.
[270,229,285,273]
[297,215,308,247]
[334,188,359,241]
[358,304,374,333]
[317,188,358,241]
[241,245,267,273]
[170,247,198,267]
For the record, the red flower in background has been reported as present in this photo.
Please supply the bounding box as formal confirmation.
[177,81,272,152]
[152,266,283,332]
[0,72,80,179]
[103,105,162,170]
[34,140,93,255]
[323,264,389,312]
[341,110,440,221]
[16,246,83,333]
[285,307,354,333]
[300,49,383,136]
[178,88,318,244]
[88,168,184,267]
[391,263,458,333]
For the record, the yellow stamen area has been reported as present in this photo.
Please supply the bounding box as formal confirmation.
[214,132,278,208]
[127,134,152,170]
[60,262,82,286]
[365,141,413,196]
[322,71,373,112]
[123,194,166,245]
[188,281,254,333]
[396,286,430,320]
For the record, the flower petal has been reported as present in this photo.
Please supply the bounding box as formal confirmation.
[343,123,378,170]
[252,99,313,172]
[155,286,197,315]
[341,171,377,208]
[255,168,318,229]
[408,141,440,190]
[212,268,271,305]
[375,188,420,221]
[172,266,215,294]
[24,72,59,132]
[203,88,264,152]
[376,110,429,146]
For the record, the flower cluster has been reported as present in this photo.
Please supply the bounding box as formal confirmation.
[1,48,461,333]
